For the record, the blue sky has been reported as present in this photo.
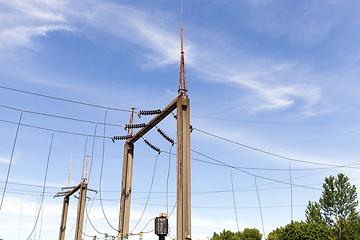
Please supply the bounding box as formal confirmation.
[1,0,360,239]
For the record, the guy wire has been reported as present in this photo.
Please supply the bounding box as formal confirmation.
[88,123,98,184]
[167,145,173,216]
[26,131,55,240]
[85,192,106,235]
[230,168,240,233]
[99,108,119,232]
[255,177,266,240]
[131,152,160,233]
[0,111,23,211]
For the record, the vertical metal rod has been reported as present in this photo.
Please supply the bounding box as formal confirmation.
[118,142,134,239]
[177,96,191,240]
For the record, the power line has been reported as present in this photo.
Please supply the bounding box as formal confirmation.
[0,85,131,112]
[98,108,118,232]
[160,150,341,171]
[230,168,240,232]
[254,177,266,240]
[190,148,322,191]
[193,127,360,168]
[26,131,55,240]
[0,111,23,212]
[131,152,161,233]
[0,104,125,127]
[191,115,360,126]
[0,118,113,139]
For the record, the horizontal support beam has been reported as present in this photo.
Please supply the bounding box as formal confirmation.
[128,95,179,144]
[65,183,81,198]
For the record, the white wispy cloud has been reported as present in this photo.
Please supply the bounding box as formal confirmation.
[0,157,9,163]
[0,0,70,49]
[0,0,322,113]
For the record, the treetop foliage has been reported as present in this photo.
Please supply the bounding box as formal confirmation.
[210,228,262,240]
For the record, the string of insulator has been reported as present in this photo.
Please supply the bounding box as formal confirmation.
[137,109,161,118]
[112,135,133,142]
[143,138,161,153]
[156,127,174,145]
[124,123,146,130]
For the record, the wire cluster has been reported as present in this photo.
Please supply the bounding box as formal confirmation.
[143,138,161,153]
[157,128,174,145]
[111,135,133,142]
[137,109,161,118]
[124,123,146,130]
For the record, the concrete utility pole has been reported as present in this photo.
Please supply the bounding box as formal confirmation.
[176,97,191,240]
[56,156,95,240]
[116,1,191,239]
[74,181,87,240]
[176,1,191,236]
[57,182,87,240]
[118,142,134,237]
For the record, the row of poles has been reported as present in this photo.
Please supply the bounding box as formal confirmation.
[56,4,191,238]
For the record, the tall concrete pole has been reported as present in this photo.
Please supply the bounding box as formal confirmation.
[58,196,70,240]
[177,96,191,240]
[74,181,87,240]
[118,142,134,238]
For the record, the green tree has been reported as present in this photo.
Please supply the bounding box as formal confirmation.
[305,173,359,239]
[210,228,262,240]
[211,230,239,240]
[267,221,331,240]
[238,228,262,240]
[305,201,324,224]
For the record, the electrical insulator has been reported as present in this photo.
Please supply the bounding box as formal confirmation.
[138,109,162,118]
[157,128,174,145]
[143,138,161,153]
[125,123,146,130]
[155,213,168,240]
[112,135,133,142]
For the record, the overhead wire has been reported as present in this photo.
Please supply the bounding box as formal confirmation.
[0,104,125,127]
[131,152,161,233]
[88,123,98,185]
[85,192,106,236]
[254,177,266,240]
[166,145,173,216]
[190,148,322,191]
[0,111,23,212]
[26,131,55,240]
[98,108,119,232]
[0,118,113,139]
[193,127,360,168]
[230,168,240,232]
[38,197,45,240]
[0,85,131,112]
[191,115,360,126]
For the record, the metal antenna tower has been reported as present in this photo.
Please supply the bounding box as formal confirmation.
[66,139,74,188]
[179,0,188,97]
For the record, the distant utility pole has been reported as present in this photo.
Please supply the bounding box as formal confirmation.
[55,156,97,240]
